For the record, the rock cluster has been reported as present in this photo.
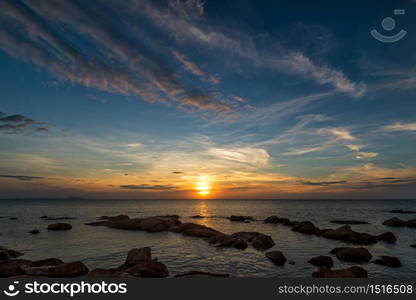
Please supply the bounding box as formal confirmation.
[383,217,416,228]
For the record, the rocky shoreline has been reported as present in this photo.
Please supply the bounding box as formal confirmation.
[1,213,415,278]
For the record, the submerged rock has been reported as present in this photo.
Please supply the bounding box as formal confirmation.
[228,216,255,222]
[29,229,40,235]
[313,266,368,278]
[264,216,293,225]
[174,271,229,278]
[265,251,287,266]
[330,220,369,225]
[390,209,416,214]
[330,247,372,263]
[373,256,402,268]
[382,217,408,227]
[308,256,334,268]
[411,244,416,248]
[47,223,72,231]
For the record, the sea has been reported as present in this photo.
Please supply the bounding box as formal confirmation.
[1,199,415,278]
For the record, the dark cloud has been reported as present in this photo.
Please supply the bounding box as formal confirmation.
[0,111,48,133]
[0,0,236,115]
[120,184,176,190]
[0,175,44,181]
[172,171,183,174]
[301,180,347,186]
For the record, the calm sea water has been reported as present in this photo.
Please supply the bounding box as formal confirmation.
[1,199,415,278]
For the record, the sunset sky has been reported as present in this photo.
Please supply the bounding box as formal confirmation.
[0,0,415,199]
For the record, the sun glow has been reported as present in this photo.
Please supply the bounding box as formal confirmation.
[195,175,211,196]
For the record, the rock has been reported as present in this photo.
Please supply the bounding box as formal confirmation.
[10,217,17,220]
[31,258,64,267]
[122,261,168,278]
[252,234,275,250]
[108,215,130,222]
[47,262,89,277]
[40,216,48,219]
[313,266,368,278]
[0,259,32,277]
[390,209,416,214]
[233,239,249,250]
[43,217,76,221]
[322,225,377,245]
[229,216,255,222]
[29,229,40,235]
[288,261,295,265]
[373,256,402,268]
[408,220,416,227]
[330,220,369,225]
[171,223,221,238]
[125,247,151,266]
[330,247,372,263]
[174,271,229,278]
[322,225,353,240]
[411,244,416,248]
[292,221,320,235]
[0,247,23,260]
[98,216,109,220]
[308,256,333,268]
[264,216,293,225]
[382,217,407,227]
[348,232,378,245]
[377,232,396,243]
[47,223,72,231]
[190,215,205,219]
[88,268,121,277]
[265,251,287,266]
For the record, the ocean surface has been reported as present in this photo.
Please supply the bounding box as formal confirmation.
[1,199,415,278]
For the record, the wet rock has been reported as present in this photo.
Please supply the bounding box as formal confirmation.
[313,266,368,278]
[88,268,121,277]
[382,217,408,227]
[265,251,287,266]
[348,232,378,245]
[373,256,402,268]
[390,209,416,214]
[29,229,40,235]
[292,221,320,235]
[322,225,378,245]
[330,247,372,263]
[171,223,221,238]
[174,271,229,278]
[233,239,249,250]
[98,216,109,220]
[122,261,169,278]
[308,256,333,268]
[31,258,64,267]
[228,216,255,222]
[377,232,396,243]
[47,223,72,231]
[322,225,353,240]
[0,247,24,260]
[330,220,369,225]
[264,216,293,225]
[408,220,416,227]
[43,217,76,221]
[0,259,32,277]
[47,262,89,277]
[252,234,275,250]
[190,215,205,219]
[125,247,151,266]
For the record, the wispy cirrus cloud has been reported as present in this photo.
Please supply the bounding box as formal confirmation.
[0,175,44,181]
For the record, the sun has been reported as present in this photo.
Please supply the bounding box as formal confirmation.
[195,176,211,196]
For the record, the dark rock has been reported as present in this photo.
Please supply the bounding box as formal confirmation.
[382,217,407,227]
[122,261,169,278]
[43,217,76,221]
[0,259,32,277]
[47,223,72,231]
[264,216,293,225]
[190,215,205,219]
[265,251,287,266]
[47,262,89,277]
[87,215,180,232]
[322,225,377,245]
[233,239,248,250]
[98,216,109,220]
[171,223,221,238]
[40,216,48,219]
[229,216,255,222]
[252,234,275,250]
[31,258,64,267]
[174,271,229,278]
[0,247,23,260]
[288,261,295,265]
[125,247,151,266]
[390,209,416,214]
[373,256,402,268]
[313,266,368,278]
[10,217,17,220]
[330,247,372,263]
[292,221,320,235]
[411,244,416,248]
[308,256,334,268]
[408,220,416,227]
[29,229,40,235]
[330,220,369,225]
[377,232,396,243]
[322,225,353,240]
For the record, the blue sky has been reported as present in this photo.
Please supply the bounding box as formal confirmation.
[0,0,415,199]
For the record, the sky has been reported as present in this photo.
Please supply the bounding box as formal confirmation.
[0,0,415,199]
